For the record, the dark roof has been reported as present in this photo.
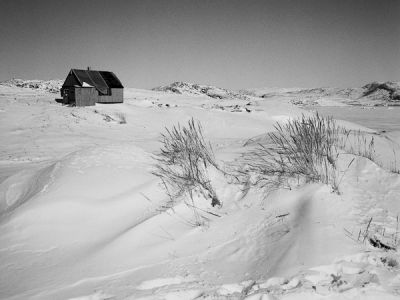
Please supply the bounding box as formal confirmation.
[99,71,124,88]
[67,69,124,94]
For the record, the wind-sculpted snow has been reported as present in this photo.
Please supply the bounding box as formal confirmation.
[0,162,59,217]
[0,144,171,298]
[1,85,400,299]
[0,78,62,93]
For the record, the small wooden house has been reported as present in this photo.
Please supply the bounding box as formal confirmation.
[60,68,124,106]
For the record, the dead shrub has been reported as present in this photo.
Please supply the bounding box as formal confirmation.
[153,118,221,210]
[239,113,341,192]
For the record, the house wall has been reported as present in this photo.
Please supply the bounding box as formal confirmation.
[62,88,75,104]
[61,72,81,105]
[75,87,97,106]
[96,88,123,103]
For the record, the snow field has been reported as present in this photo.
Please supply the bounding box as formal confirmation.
[0,85,400,299]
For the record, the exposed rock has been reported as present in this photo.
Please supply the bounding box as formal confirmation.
[153,81,250,100]
[0,78,63,93]
[362,81,400,101]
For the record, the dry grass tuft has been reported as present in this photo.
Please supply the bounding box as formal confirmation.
[340,129,375,161]
[153,118,221,213]
[239,113,342,193]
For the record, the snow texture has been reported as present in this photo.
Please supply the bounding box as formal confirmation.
[1,83,400,299]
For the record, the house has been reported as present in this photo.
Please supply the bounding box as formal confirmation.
[60,68,124,106]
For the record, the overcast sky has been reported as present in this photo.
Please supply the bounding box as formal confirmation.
[0,0,399,89]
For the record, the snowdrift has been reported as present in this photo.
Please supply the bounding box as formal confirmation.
[2,140,400,299]
[0,162,58,216]
[0,144,170,298]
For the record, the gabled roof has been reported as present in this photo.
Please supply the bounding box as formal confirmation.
[65,69,124,94]
[99,71,124,89]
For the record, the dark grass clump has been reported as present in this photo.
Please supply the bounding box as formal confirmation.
[153,118,221,209]
[240,113,341,192]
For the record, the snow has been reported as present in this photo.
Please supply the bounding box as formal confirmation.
[67,291,114,300]
[1,83,400,299]
[136,276,195,290]
[82,82,94,87]
[0,78,62,93]
[246,81,400,107]
[152,81,250,101]
[217,283,246,295]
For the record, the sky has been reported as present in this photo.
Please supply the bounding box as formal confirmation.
[0,0,399,89]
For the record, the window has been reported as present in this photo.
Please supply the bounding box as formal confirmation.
[98,89,112,96]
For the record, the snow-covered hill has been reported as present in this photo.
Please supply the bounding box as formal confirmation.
[245,81,400,107]
[153,81,400,107]
[362,81,400,101]
[0,78,63,93]
[153,81,250,100]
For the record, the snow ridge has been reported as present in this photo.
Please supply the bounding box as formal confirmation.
[153,81,250,100]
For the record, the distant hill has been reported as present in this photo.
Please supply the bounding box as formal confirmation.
[361,81,400,101]
[244,81,400,106]
[0,78,63,94]
[152,81,250,100]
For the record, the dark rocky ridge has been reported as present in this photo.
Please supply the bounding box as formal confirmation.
[153,81,250,100]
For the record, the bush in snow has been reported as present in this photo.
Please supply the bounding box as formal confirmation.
[153,118,221,208]
[240,113,341,192]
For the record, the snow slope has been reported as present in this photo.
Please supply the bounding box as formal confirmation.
[1,84,400,299]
